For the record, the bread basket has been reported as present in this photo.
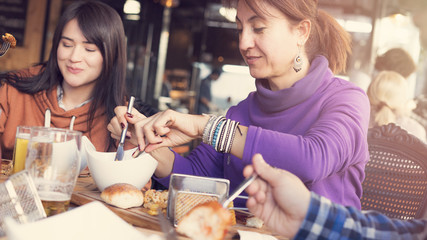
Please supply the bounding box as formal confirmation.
[167,173,229,226]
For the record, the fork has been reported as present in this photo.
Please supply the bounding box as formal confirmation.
[0,41,10,57]
[222,173,257,208]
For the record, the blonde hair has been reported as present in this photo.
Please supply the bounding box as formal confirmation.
[367,71,415,126]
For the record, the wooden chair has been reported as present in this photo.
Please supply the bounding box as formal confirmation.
[361,123,427,219]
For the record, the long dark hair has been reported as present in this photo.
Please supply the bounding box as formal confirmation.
[223,0,351,74]
[0,1,127,150]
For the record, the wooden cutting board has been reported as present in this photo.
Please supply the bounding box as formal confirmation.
[71,191,162,231]
[71,177,287,239]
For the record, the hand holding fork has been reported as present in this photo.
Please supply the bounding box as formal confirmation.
[1,33,16,57]
[0,41,10,57]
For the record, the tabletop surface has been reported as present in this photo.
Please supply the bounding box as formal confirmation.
[0,171,287,240]
[72,175,286,239]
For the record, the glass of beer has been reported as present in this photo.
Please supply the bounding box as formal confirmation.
[25,127,82,217]
[12,126,32,173]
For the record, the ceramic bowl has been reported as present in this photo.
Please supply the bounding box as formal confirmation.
[82,137,158,191]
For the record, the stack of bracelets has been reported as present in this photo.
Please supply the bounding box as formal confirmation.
[202,115,240,153]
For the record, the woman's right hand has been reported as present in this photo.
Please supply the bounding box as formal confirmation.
[108,107,180,178]
[107,106,147,147]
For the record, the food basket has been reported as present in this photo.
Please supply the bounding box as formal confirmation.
[0,170,46,236]
[167,173,229,226]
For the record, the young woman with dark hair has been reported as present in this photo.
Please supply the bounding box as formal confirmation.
[0,1,140,159]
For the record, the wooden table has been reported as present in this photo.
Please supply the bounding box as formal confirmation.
[0,171,286,239]
[71,176,287,239]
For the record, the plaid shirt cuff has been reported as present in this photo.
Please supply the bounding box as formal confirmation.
[293,192,427,240]
[294,192,344,239]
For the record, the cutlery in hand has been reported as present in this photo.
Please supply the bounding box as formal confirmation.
[131,136,147,158]
[222,173,257,208]
[114,96,135,161]
[0,41,10,57]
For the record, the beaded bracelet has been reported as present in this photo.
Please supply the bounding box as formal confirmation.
[212,120,225,149]
[202,115,225,145]
[201,115,240,153]
[217,119,240,153]
[202,114,217,144]
[217,119,230,152]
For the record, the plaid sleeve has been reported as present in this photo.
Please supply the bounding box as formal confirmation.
[293,192,427,240]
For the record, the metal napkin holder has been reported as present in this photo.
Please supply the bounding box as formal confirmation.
[167,173,230,227]
[0,170,46,236]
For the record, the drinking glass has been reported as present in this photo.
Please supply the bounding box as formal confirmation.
[25,127,82,217]
[1,159,13,176]
[12,126,32,173]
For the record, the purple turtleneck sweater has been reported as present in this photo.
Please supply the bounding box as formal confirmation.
[155,56,370,209]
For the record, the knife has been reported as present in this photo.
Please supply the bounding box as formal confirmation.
[114,96,135,161]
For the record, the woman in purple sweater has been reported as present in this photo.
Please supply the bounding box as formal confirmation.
[108,0,370,209]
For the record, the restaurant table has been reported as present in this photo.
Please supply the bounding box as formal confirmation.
[0,171,287,239]
[72,175,287,239]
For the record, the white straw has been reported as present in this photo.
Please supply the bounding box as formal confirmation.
[44,109,51,127]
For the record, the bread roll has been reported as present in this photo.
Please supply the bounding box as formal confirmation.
[100,183,144,209]
[246,216,264,228]
[143,189,168,209]
[177,201,232,240]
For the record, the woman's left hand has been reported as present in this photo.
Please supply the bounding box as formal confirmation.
[133,109,210,152]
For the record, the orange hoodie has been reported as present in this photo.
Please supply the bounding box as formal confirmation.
[0,82,111,160]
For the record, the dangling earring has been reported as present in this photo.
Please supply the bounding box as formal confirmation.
[293,45,303,73]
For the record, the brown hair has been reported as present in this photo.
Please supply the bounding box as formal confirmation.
[223,0,352,74]
[0,1,128,151]
[374,48,417,78]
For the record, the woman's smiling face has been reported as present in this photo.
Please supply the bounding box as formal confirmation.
[236,1,303,89]
[57,18,103,91]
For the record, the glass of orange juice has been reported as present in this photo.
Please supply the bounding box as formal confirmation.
[12,126,32,173]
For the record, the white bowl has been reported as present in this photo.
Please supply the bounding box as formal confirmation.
[82,137,158,191]
[79,147,87,173]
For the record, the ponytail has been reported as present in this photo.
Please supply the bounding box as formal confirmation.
[374,105,396,126]
[367,71,413,126]
[306,10,352,74]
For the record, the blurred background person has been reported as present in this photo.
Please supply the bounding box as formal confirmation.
[374,48,417,80]
[367,70,426,142]
[350,47,417,92]
[348,60,372,93]
[197,68,222,114]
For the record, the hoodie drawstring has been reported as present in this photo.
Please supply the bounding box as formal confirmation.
[44,109,77,131]
[69,116,76,130]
